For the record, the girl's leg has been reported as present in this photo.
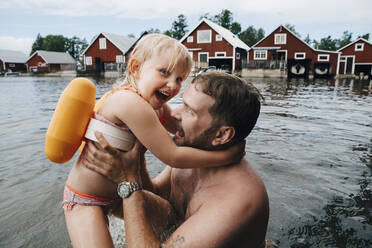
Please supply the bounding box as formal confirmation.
[64,205,114,248]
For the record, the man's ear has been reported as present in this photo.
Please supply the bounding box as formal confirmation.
[211,126,235,146]
[129,59,141,79]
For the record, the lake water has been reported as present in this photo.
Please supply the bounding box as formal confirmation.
[0,76,371,247]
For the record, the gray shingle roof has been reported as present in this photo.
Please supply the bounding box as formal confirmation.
[83,33,137,55]
[0,49,28,63]
[28,50,76,64]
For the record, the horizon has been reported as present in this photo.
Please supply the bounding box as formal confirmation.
[1,0,371,55]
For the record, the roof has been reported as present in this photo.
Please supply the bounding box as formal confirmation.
[337,37,372,52]
[0,49,28,63]
[28,50,76,64]
[251,25,339,54]
[83,32,137,55]
[180,18,250,51]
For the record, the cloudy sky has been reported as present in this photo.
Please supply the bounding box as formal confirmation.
[1,0,371,55]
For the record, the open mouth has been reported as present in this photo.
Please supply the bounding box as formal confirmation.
[174,130,184,139]
[155,90,171,102]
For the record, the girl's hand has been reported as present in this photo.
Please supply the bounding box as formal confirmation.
[224,140,246,164]
[82,131,145,184]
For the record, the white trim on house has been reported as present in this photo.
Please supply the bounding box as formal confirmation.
[99,38,107,49]
[254,50,268,60]
[294,52,306,59]
[85,56,92,65]
[277,50,288,61]
[209,56,234,59]
[232,46,236,70]
[188,48,202,51]
[318,54,330,62]
[355,43,364,51]
[197,30,212,43]
[215,52,226,57]
[198,52,209,63]
[342,55,355,74]
[337,37,372,52]
[274,33,287,45]
[355,62,372,65]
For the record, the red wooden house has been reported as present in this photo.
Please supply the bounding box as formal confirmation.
[249,25,340,78]
[180,18,250,72]
[0,49,27,72]
[26,50,76,73]
[337,38,372,78]
[82,32,136,74]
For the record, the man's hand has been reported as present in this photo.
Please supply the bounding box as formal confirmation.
[82,131,145,184]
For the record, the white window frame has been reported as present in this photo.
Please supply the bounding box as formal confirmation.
[187,36,193,43]
[294,52,306,60]
[254,50,267,60]
[216,34,222,41]
[236,52,240,59]
[215,52,226,57]
[355,43,364,51]
[198,52,209,62]
[318,54,329,62]
[340,56,346,62]
[274,33,287,45]
[85,56,92,65]
[99,38,107,50]
[116,55,124,63]
[197,30,212,43]
[9,63,15,67]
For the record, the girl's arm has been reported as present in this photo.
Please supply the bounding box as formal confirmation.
[107,91,241,169]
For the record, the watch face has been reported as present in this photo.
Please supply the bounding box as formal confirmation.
[118,182,130,198]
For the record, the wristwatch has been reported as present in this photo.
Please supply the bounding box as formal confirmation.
[117,181,142,198]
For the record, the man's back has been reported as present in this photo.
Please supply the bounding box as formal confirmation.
[168,159,269,247]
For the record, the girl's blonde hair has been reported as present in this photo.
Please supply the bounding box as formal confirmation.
[116,33,192,91]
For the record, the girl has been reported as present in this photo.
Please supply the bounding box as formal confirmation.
[63,34,240,245]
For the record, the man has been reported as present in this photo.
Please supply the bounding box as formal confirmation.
[83,72,269,247]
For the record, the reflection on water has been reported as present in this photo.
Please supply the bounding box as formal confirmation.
[0,76,371,247]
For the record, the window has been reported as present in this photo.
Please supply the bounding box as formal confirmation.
[216,34,222,41]
[318,54,329,62]
[340,56,346,61]
[294,52,306,59]
[254,50,267,60]
[85,56,92,65]
[187,36,193,43]
[99,38,107,49]
[215,52,226,57]
[197,30,212,43]
[9,64,15,67]
[198,52,208,62]
[236,53,240,59]
[274,33,287,44]
[355,43,364,51]
[116,55,124,63]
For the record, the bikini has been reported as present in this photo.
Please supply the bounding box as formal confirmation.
[63,88,166,211]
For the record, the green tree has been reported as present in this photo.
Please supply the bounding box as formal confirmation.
[238,26,265,47]
[146,28,161,34]
[337,31,353,49]
[318,36,338,51]
[65,36,88,60]
[199,13,213,21]
[213,9,233,29]
[358,33,370,40]
[30,33,44,55]
[304,34,311,45]
[42,35,68,52]
[164,14,188,40]
[285,24,301,37]
[231,22,242,35]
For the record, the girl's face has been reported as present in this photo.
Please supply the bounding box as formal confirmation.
[133,49,189,110]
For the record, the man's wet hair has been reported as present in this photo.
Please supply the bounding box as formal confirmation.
[192,71,261,145]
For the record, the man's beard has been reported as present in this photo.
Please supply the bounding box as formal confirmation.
[178,125,219,151]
